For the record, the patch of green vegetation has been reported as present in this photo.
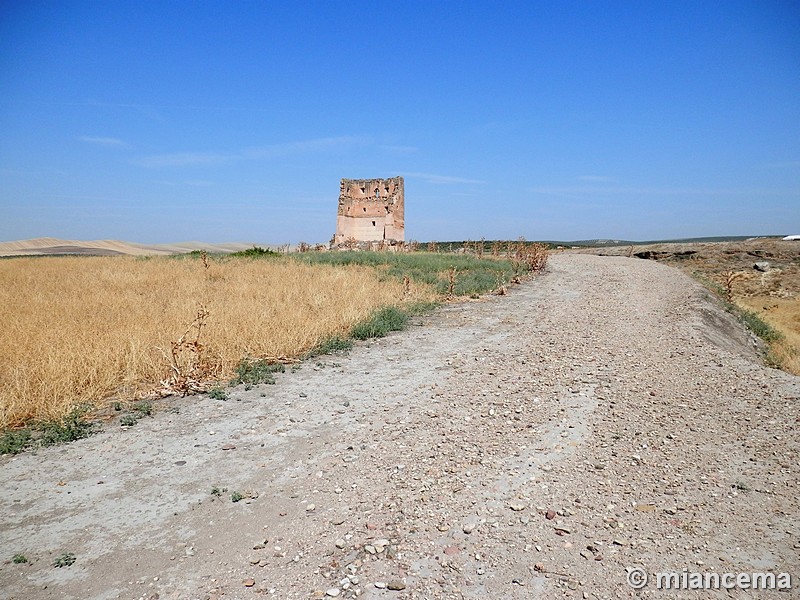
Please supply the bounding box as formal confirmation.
[229,245,280,258]
[351,306,409,340]
[208,386,229,400]
[306,335,353,358]
[52,552,76,568]
[230,491,244,503]
[173,249,219,260]
[306,301,439,356]
[231,359,285,386]
[1,406,93,454]
[12,554,28,564]
[0,429,32,455]
[435,269,499,297]
[406,300,440,314]
[133,400,153,416]
[738,309,782,343]
[292,251,520,297]
[119,400,154,426]
[37,406,94,447]
[211,486,227,497]
[119,414,138,427]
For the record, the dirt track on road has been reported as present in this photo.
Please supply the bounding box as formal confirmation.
[2,253,798,599]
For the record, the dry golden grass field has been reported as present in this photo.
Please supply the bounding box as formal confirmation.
[736,296,800,373]
[0,255,434,429]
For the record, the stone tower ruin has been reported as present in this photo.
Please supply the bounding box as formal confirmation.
[333,176,404,245]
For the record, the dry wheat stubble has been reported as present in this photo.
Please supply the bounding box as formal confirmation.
[0,255,432,428]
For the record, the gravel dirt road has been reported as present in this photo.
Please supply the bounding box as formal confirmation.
[2,253,798,599]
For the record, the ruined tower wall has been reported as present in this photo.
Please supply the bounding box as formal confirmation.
[334,177,404,244]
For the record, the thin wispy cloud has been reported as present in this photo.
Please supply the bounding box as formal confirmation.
[132,136,368,168]
[79,136,130,148]
[402,172,486,185]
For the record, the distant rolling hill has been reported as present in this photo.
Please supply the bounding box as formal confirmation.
[0,237,269,257]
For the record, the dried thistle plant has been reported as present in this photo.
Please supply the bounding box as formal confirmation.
[512,241,549,273]
[494,273,508,295]
[158,305,217,396]
[723,270,744,302]
[446,266,457,299]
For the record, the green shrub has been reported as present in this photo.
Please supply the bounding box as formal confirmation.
[1,406,93,454]
[0,429,32,455]
[208,386,229,400]
[351,306,408,340]
[229,246,279,258]
[120,414,138,427]
[231,359,285,385]
[133,400,153,416]
[38,406,93,447]
[52,552,76,568]
[306,335,353,358]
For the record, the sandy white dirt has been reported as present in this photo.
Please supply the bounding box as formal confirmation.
[1,254,798,599]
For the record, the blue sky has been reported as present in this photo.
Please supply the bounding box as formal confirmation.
[1,1,798,244]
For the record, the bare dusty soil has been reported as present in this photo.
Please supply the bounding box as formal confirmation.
[1,254,798,600]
